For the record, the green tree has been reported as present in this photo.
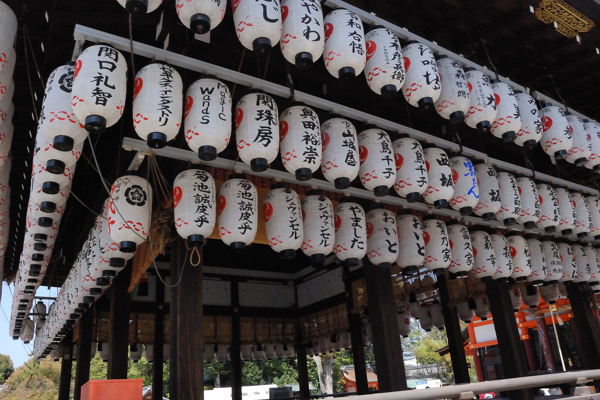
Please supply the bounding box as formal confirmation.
[0,358,61,400]
[0,354,14,384]
[403,320,453,384]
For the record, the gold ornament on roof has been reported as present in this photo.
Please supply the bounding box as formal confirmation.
[535,0,595,38]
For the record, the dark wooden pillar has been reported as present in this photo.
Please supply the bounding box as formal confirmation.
[58,330,73,400]
[169,249,178,400]
[230,281,242,400]
[362,260,407,392]
[437,274,470,384]
[566,282,600,369]
[296,345,311,400]
[343,267,368,395]
[74,308,94,400]
[535,317,556,372]
[153,274,165,400]
[523,338,538,372]
[472,349,484,382]
[107,265,132,379]
[173,237,204,400]
[484,280,534,400]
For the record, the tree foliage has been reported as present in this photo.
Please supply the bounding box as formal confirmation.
[0,358,61,400]
[0,355,14,384]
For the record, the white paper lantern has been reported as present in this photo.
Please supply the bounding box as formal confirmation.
[565,114,592,167]
[422,218,451,275]
[430,302,444,329]
[434,56,470,123]
[397,311,411,337]
[366,206,398,268]
[536,183,560,234]
[585,195,600,239]
[516,176,540,230]
[526,238,547,285]
[363,27,404,99]
[25,214,60,244]
[557,242,576,282]
[470,230,497,280]
[474,297,490,321]
[520,286,540,309]
[34,128,82,175]
[322,9,365,81]
[358,128,395,196]
[32,154,74,195]
[184,78,232,161]
[20,319,34,343]
[0,121,12,166]
[320,117,359,189]
[572,244,591,283]
[392,136,427,202]
[28,198,64,227]
[473,162,501,220]
[457,301,475,323]
[0,97,14,128]
[423,147,454,209]
[514,91,542,149]
[280,0,324,69]
[173,169,216,246]
[132,63,183,149]
[99,342,109,362]
[490,82,521,142]
[507,234,532,282]
[175,0,226,33]
[130,344,143,362]
[0,2,17,69]
[279,104,321,181]
[418,305,433,331]
[401,42,440,110]
[464,68,496,134]
[233,0,282,55]
[32,303,46,324]
[301,191,334,264]
[396,213,424,276]
[108,174,153,253]
[587,246,600,285]
[539,284,560,305]
[117,0,162,15]
[0,79,13,116]
[235,92,279,172]
[541,241,562,284]
[496,171,521,226]
[407,300,420,319]
[447,223,474,277]
[509,289,523,312]
[584,121,600,172]
[555,188,576,236]
[571,192,592,238]
[539,105,572,160]
[448,156,479,215]
[217,175,258,250]
[333,199,366,267]
[264,184,303,259]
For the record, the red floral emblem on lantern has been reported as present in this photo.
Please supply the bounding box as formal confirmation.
[473,246,478,258]
[235,108,244,130]
[232,0,241,14]
[133,78,143,101]
[423,230,430,246]
[509,246,517,259]
[324,23,334,42]
[395,153,404,170]
[334,215,342,232]
[184,96,193,119]
[279,121,289,143]
[449,239,453,250]
[173,186,183,209]
[451,170,459,185]
[538,195,543,205]
[425,160,430,172]
[366,222,374,238]
[541,116,553,132]
[321,131,331,151]
[74,60,82,80]
[366,41,376,61]
[494,93,501,106]
[467,82,473,92]
[217,195,226,216]
[403,57,410,72]
[281,5,289,23]
[359,146,368,165]
[263,202,274,222]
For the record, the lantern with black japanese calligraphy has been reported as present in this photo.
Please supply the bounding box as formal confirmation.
[586,245,600,285]
[496,171,521,226]
[585,195,600,239]
[571,192,592,238]
[34,128,82,176]
[448,155,479,216]
[490,81,521,143]
[422,217,450,276]
[333,198,366,267]
[457,301,475,323]
[539,104,572,160]
[396,213,424,276]
[434,56,470,123]
[447,222,474,277]
[392,135,427,202]
[117,0,162,16]
[366,204,397,269]
[175,0,226,33]
[555,188,576,236]
[526,238,547,286]
[236,92,279,172]
[108,174,152,253]
[473,162,501,221]
[418,305,433,332]
[232,0,282,55]
[557,242,576,282]
[464,68,496,134]
[402,42,440,110]
[539,284,559,305]
[216,174,258,252]
[584,121,600,173]
[572,244,591,284]
[474,297,490,321]
[71,44,128,134]
[280,0,324,69]
[470,229,497,281]
[322,9,365,81]
[536,183,560,233]
[520,286,540,308]
[321,117,359,189]
[185,77,232,161]
[516,176,540,230]
[506,234,532,282]
[358,127,395,197]
[173,169,216,246]
[264,183,303,259]
[301,190,334,265]
[279,104,321,181]
[430,302,444,330]
[541,241,562,284]
[423,146,454,209]
[510,288,522,312]
[514,91,542,149]
[565,114,592,167]
[397,311,411,337]
[132,63,183,149]
[364,27,404,99]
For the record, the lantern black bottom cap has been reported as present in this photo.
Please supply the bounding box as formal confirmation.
[554,150,568,160]
[42,181,60,195]
[503,218,517,226]
[252,37,272,56]
[101,270,117,279]
[481,212,496,221]
[406,192,421,203]
[523,139,537,151]
[450,111,465,124]
[310,254,326,265]
[198,145,217,161]
[502,131,516,143]
[523,221,537,230]
[53,135,75,152]
[546,280,559,285]
[455,271,469,278]
[403,265,418,276]
[190,13,211,34]
[432,268,445,276]
[29,266,41,276]
[417,97,434,111]
[231,242,246,252]
[295,168,312,182]
[109,257,125,268]
[545,226,557,234]
[577,281,588,287]
[575,157,588,167]
[459,206,473,216]
[38,217,53,227]
[33,233,47,242]
[433,199,448,209]
[495,277,510,283]
[532,280,545,286]
[295,52,313,70]
[40,201,56,214]
[380,85,398,100]
[595,234,600,240]
[344,258,359,267]
[125,0,148,16]
[378,262,392,269]
[280,249,296,260]
[119,241,137,253]
[77,303,89,311]
[69,313,79,320]
[46,160,65,175]
[84,115,107,135]
[250,158,269,172]
[374,185,389,197]
[561,229,573,236]
[476,121,491,134]
[338,67,356,82]
[147,132,168,149]
[86,291,101,300]
[516,276,528,282]
[577,232,589,238]
[334,177,351,190]
[187,234,205,247]
[96,277,110,287]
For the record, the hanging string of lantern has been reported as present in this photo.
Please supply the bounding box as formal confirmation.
[539,104,572,160]
[448,155,478,216]
[447,222,474,278]
[217,174,258,251]
[496,171,521,226]
[516,176,540,230]
[421,216,450,276]
[395,213,424,276]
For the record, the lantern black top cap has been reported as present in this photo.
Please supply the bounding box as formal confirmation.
[229,173,246,180]
[435,54,448,60]
[338,196,356,204]
[405,40,418,45]
[464,67,476,72]
[422,214,438,221]
[514,89,523,94]
[564,111,571,116]
[368,201,385,210]
[396,133,410,138]
[270,181,287,190]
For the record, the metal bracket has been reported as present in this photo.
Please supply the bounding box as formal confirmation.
[127,150,146,171]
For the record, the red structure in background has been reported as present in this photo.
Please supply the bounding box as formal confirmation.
[341,365,379,393]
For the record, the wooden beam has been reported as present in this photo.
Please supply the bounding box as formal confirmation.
[296,345,311,400]
[58,330,73,400]
[74,308,94,400]
[107,265,133,379]
[566,282,600,369]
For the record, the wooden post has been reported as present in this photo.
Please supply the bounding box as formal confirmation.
[343,267,369,394]
[74,308,94,400]
[107,265,132,379]
[153,273,165,400]
[484,279,535,400]
[296,345,311,400]
[58,331,73,400]
[437,274,470,384]
[535,317,556,372]
[566,282,600,369]
[362,259,407,392]
[523,338,538,372]
[169,247,178,400]
[230,281,242,400]
[472,348,484,382]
